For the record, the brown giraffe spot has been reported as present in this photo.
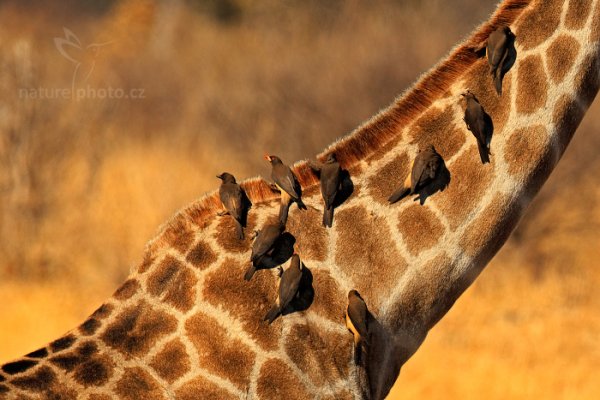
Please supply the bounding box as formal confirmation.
[91,303,113,320]
[565,0,592,30]
[310,269,346,322]
[546,35,579,84]
[149,339,190,384]
[367,153,411,204]
[24,348,48,358]
[409,106,466,159]
[162,219,196,254]
[185,311,254,390]
[257,359,312,400]
[74,356,114,388]
[1,360,37,375]
[203,258,279,350]
[284,323,351,387]
[574,53,600,108]
[146,255,197,312]
[389,254,459,333]
[516,55,548,114]
[286,207,327,261]
[463,60,512,135]
[591,0,600,42]
[50,334,76,353]
[113,279,141,300]
[11,366,56,392]
[504,125,550,178]
[137,251,155,274]
[49,341,101,373]
[366,134,402,163]
[186,240,217,270]
[430,145,495,230]
[515,0,563,50]
[397,205,445,256]
[553,95,585,154]
[115,367,166,400]
[462,193,523,262]
[335,206,409,310]
[214,211,257,254]
[79,318,101,336]
[100,300,177,359]
[175,376,238,400]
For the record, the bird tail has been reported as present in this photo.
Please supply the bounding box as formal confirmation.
[323,206,334,228]
[264,307,281,324]
[296,197,307,210]
[244,265,257,281]
[278,202,290,225]
[235,219,245,240]
[388,187,410,204]
[494,71,503,95]
[477,141,490,164]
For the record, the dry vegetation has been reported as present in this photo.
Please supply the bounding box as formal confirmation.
[0,1,599,398]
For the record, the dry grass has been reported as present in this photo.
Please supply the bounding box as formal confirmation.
[0,1,599,398]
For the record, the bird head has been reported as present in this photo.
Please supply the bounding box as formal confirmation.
[325,153,337,163]
[348,289,362,300]
[460,90,476,101]
[216,172,236,183]
[264,154,282,164]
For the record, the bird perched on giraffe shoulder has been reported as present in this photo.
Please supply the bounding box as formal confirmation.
[264,254,303,324]
[265,154,307,224]
[388,145,443,204]
[346,289,370,364]
[245,220,285,281]
[216,172,246,239]
[475,26,516,95]
[462,91,493,164]
[309,153,342,227]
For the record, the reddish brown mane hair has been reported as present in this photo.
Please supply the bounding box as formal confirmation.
[147,0,531,255]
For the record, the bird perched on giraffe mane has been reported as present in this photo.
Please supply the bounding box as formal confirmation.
[388,145,443,204]
[265,154,307,224]
[346,289,370,364]
[216,172,246,240]
[309,153,342,227]
[476,25,516,95]
[462,91,493,164]
[264,253,303,324]
[245,220,285,281]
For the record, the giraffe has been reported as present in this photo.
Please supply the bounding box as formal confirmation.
[1,0,599,398]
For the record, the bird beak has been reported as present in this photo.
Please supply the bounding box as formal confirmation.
[216,174,222,179]
[264,154,272,162]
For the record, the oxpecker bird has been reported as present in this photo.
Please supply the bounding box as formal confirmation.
[217,172,246,239]
[309,153,342,227]
[245,221,285,281]
[265,154,307,224]
[346,290,370,364]
[388,145,443,204]
[462,91,493,164]
[264,254,303,324]
[478,26,516,95]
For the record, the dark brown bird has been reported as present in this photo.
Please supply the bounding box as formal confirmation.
[245,220,285,281]
[309,153,341,227]
[462,91,493,164]
[346,289,370,364]
[264,254,303,324]
[217,172,245,239]
[481,26,515,95]
[265,155,307,224]
[388,145,443,204]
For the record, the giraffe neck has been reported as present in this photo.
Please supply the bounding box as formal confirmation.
[2,0,599,398]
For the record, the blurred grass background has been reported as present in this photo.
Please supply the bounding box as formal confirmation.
[0,0,598,398]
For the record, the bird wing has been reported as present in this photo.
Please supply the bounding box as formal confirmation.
[278,263,303,309]
[348,296,369,339]
[489,31,508,71]
[273,164,301,199]
[411,154,428,192]
[220,183,243,220]
[321,163,341,208]
[251,225,280,260]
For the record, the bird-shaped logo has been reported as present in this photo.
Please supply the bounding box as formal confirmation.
[54,27,113,92]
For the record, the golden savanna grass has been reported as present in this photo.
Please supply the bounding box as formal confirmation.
[0,1,599,398]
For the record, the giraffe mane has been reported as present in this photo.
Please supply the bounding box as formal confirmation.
[145,0,531,258]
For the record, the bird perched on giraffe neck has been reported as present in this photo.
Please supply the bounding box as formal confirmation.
[309,153,342,228]
[388,145,444,204]
[245,220,286,281]
[462,91,493,164]
[265,154,307,224]
[476,25,516,95]
[264,253,304,324]
[346,289,370,364]
[216,172,247,240]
